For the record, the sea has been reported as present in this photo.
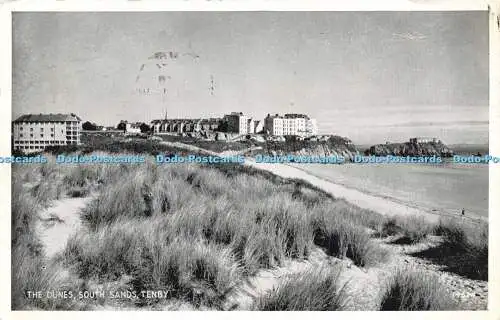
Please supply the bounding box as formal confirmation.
[290,160,489,218]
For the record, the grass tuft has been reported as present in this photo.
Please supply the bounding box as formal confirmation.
[410,218,488,280]
[253,266,349,311]
[311,203,389,267]
[379,268,457,310]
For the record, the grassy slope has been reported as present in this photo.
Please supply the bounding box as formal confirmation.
[11,139,488,310]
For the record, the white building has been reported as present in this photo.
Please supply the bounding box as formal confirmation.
[126,122,142,134]
[223,112,249,135]
[12,113,82,153]
[410,137,439,144]
[264,113,318,137]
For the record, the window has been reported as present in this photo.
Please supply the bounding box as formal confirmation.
[50,128,54,132]
[30,128,33,131]
[20,134,23,138]
[30,134,33,138]
[40,128,44,132]
[51,134,54,137]
[19,127,23,131]
[40,134,44,138]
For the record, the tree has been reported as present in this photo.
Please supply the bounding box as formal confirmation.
[82,121,97,131]
[140,123,151,133]
[117,121,127,132]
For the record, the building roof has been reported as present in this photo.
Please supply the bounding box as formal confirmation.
[13,113,82,123]
[284,113,310,119]
[266,113,310,120]
[151,118,222,125]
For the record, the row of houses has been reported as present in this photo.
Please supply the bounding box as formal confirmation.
[11,111,319,153]
[150,112,318,137]
[150,118,222,134]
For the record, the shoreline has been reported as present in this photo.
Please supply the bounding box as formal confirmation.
[244,159,487,225]
[287,163,488,223]
[157,140,487,225]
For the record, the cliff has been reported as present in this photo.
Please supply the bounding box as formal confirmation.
[365,141,454,157]
[262,135,360,161]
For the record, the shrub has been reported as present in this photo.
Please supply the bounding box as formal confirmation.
[64,220,145,279]
[150,170,200,216]
[183,168,231,197]
[253,266,349,311]
[64,219,240,308]
[379,268,457,310]
[81,168,155,230]
[11,178,41,251]
[315,200,387,233]
[257,194,313,259]
[384,215,436,244]
[12,243,84,310]
[311,205,389,267]
[242,224,287,273]
[422,218,488,280]
[132,239,240,308]
[378,217,401,237]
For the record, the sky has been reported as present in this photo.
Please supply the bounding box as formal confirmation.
[12,11,489,145]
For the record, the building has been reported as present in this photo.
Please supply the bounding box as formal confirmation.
[223,112,249,135]
[126,122,142,134]
[12,113,82,153]
[245,118,264,134]
[264,113,318,137]
[409,137,439,144]
[150,118,222,134]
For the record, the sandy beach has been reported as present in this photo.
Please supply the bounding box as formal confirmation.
[162,140,486,225]
[245,159,486,224]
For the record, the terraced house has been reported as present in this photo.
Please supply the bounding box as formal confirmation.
[150,118,222,134]
[12,113,82,153]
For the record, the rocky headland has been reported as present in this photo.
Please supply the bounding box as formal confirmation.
[364,140,454,157]
[262,135,359,161]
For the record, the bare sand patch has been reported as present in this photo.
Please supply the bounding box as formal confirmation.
[37,196,94,258]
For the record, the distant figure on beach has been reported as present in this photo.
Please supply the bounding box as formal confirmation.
[461,208,465,216]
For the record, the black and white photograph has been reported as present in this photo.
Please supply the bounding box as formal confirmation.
[5,7,495,313]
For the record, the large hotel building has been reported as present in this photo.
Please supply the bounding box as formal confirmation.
[223,112,264,135]
[264,113,318,137]
[12,113,82,153]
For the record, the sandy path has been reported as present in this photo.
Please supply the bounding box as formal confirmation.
[37,196,94,258]
[226,248,384,311]
[226,253,321,310]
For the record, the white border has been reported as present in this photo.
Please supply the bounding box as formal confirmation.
[0,0,491,12]
[0,1,498,320]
